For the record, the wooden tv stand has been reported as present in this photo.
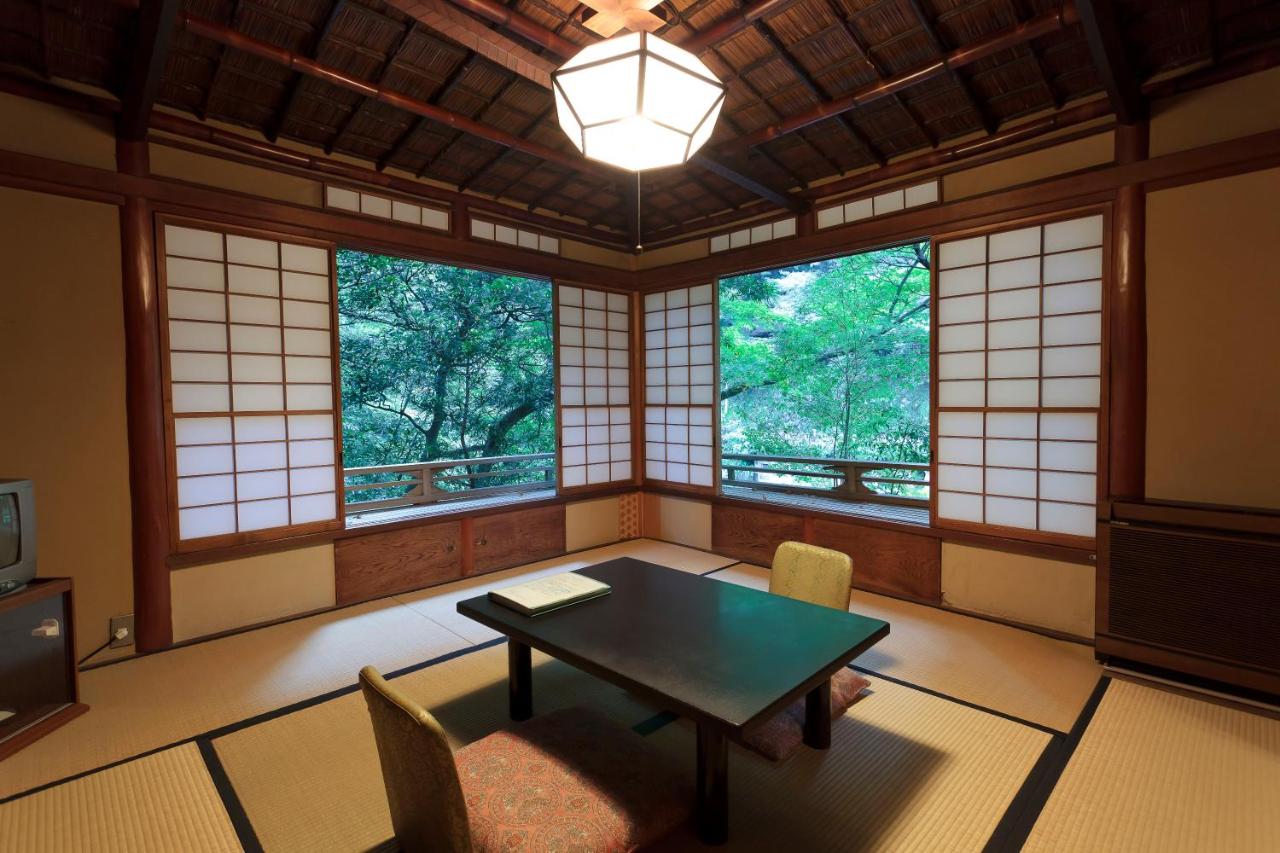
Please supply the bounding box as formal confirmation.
[0,578,88,761]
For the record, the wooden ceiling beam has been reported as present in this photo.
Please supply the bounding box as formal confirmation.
[1076,0,1146,124]
[378,53,480,172]
[119,0,180,140]
[679,0,803,53]
[170,10,616,178]
[264,0,346,142]
[327,19,418,155]
[904,0,999,134]
[726,2,1081,150]
[1006,0,1063,108]
[691,154,803,211]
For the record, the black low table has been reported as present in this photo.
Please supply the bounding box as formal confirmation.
[457,557,890,844]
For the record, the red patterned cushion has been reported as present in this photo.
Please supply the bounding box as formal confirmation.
[455,707,691,852]
[741,669,870,762]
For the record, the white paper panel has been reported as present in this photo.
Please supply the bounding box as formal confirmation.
[939,380,985,407]
[939,352,985,380]
[284,328,331,356]
[228,265,279,297]
[226,235,278,267]
[938,491,983,522]
[1043,280,1102,315]
[844,198,873,222]
[816,206,844,229]
[938,437,983,465]
[1038,501,1095,537]
[229,294,280,326]
[237,470,289,501]
[289,414,334,439]
[230,324,281,354]
[175,417,232,446]
[939,294,985,325]
[1039,471,1096,504]
[166,257,225,291]
[176,444,234,476]
[562,466,586,487]
[291,493,336,523]
[177,474,235,508]
[236,441,287,472]
[289,439,334,467]
[283,300,330,328]
[986,496,1036,529]
[988,226,1040,261]
[986,412,1038,438]
[1039,440,1097,472]
[171,352,229,383]
[1043,247,1102,284]
[986,438,1037,468]
[234,415,286,442]
[938,412,984,436]
[937,464,983,493]
[987,319,1039,350]
[167,289,226,322]
[939,235,985,269]
[1042,345,1099,377]
[166,226,223,260]
[873,189,904,215]
[987,348,1039,378]
[233,383,284,412]
[1042,377,1100,407]
[938,322,985,353]
[1043,313,1101,346]
[282,272,329,302]
[987,378,1038,407]
[988,287,1039,320]
[986,467,1037,498]
[940,265,985,297]
[988,257,1040,291]
[172,383,230,413]
[238,498,290,532]
[326,186,359,212]
[281,244,328,274]
[179,504,237,539]
[1043,215,1103,253]
[170,321,227,352]
[1040,413,1097,441]
[904,181,938,207]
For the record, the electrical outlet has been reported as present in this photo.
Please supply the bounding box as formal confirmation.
[109,614,135,648]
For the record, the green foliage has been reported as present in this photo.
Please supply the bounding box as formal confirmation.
[719,242,931,470]
[336,251,555,483]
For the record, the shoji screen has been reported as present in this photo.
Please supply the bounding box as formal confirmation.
[160,221,342,549]
[556,284,631,488]
[933,212,1104,544]
[643,284,716,489]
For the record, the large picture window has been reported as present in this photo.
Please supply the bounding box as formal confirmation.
[717,243,931,513]
[337,251,556,515]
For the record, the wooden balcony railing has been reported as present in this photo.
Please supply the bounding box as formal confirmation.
[722,453,929,506]
[343,452,556,515]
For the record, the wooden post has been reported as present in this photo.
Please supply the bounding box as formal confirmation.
[118,139,173,651]
[1109,122,1148,501]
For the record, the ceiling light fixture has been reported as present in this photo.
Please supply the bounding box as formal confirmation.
[552,31,726,172]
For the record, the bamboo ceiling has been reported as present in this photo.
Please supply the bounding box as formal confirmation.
[1,0,1277,246]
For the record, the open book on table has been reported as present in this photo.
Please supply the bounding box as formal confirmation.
[488,571,611,617]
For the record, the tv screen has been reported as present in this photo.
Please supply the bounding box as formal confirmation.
[0,494,18,569]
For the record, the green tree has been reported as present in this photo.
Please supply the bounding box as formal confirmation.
[719,242,931,481]
[337,251,554,495]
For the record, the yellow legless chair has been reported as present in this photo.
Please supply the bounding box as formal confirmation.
[742,541,870,761]
[358,666,690,853]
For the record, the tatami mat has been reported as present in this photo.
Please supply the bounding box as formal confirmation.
[0,598,470,799]
[212,645,661,853]
[1024,678,1280,852]
[394,539,736,644]
[710,564,1100,732]
[0,744,240,852]
[655,672,1048,851]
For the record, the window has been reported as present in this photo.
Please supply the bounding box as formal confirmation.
[933,213,1103,543]
[717,244,931,507]
[160,221,341,549]
[337,251,556,513]
[643,284,717,487]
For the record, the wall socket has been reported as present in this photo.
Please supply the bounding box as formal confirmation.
[109,614,135,648]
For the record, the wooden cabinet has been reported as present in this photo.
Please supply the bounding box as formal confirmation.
[335,520,462,605]
[711,504,805,565]
[812,519,940,604]
[472,505,565,574]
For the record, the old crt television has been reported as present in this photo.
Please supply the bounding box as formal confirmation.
[0,480,36,596]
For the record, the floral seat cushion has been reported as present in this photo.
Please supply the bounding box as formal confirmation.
[741,668,871,762]
[455,706,691,852]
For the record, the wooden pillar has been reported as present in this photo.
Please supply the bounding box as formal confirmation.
[1108,122,1148,500]
[118,139,173,650]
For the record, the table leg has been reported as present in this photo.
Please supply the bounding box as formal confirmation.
[508,640,532,721]
[696,723,729,845]
[803,678,832,749]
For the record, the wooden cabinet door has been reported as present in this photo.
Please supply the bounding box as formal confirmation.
[335,521,462,605]
[472,505,565,574]
[811,519,941,604]
[711,504,804,565]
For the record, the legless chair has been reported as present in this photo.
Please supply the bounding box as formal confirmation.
[742,542,871,761]
[359,665,690,853]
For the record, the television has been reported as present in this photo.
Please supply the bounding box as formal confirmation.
[0,480,36,596]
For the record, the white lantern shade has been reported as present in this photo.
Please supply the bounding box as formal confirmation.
[554,32,726,171]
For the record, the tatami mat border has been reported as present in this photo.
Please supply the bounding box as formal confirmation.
[197,738,263,853]
[982,676,1111,853]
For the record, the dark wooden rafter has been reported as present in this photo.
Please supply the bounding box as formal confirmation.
[690,154,803,211]
[264,0,346,142]
[422,69,523,177]
[457,103,552,191]
[1006,0,1062,107]
[754,19,887,166]
[327,19,418,154]
[197,0,240,119]
[1076,0,1145,123]
[36,0,52,79]
[120,0,180,140]
[819,0,936,149]
[377,53,480,172]
[904,0,999,134]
